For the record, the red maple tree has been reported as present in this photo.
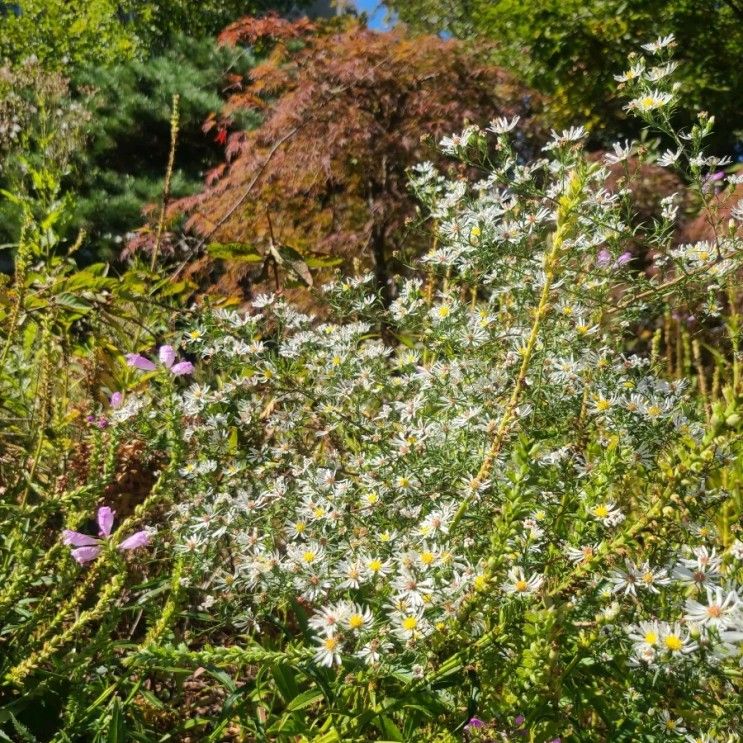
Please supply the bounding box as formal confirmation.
[168,15,540,301]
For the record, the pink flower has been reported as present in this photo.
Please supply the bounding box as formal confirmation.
[170,360,195,376]
[98,506,115,536]
[596,249,612,267]
[125,353,157,371]
[126,345,194,376]
[465,717,486,729]
[62,506,151,564]
[110,391,124,409]
[119,530,150,550]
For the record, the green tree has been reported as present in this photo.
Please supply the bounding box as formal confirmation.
[0,0,310,70]
[388,0,743,151]
[71,33,257,260]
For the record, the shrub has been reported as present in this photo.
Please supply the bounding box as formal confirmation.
[160,17,540,305]
[1,35,742,741]
[71,33,256,261]
[0,0,311,70]
[387,0,743,153]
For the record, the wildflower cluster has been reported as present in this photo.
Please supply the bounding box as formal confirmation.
[5,35,743,741]
[95,37,743,738]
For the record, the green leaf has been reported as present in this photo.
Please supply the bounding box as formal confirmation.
[375,715,404,741]
[271,662,300,703]
[227,426,239,455]
[285,688,323,712]
[207,242,263,262]
[106,698,124,743]
[205,668,237,693]
[306,256,343,269]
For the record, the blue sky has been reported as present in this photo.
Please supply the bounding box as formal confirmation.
[351,0,395,30]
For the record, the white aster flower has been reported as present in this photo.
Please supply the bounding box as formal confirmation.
[626,90,674,113]
[657,148,682,167]
[684,587,740,629]
[314,633,342,667]
[488,115,520,134]
[502,566,543,595]
[642,34,675,53]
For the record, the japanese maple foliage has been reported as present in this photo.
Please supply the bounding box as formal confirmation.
[170,16,539,300]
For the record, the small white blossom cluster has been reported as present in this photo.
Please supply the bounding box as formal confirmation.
[109,38,743,737]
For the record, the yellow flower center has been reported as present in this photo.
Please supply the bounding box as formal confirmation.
[324,636,339,651]
[348,614,364,629]
[420,551,435,565]
[644,631,658,646]
[302,550,316,563]
[594,505,609,518]
[402,616,418,631]
[515,579,528,592]
[664,635,683,652]
[369,559,383,573]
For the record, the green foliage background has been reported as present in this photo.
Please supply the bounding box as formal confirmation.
[0,0,307,67]
[388,0,743,150]
[72,34,257,259]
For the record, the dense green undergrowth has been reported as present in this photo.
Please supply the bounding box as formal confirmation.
[0,28,742,743]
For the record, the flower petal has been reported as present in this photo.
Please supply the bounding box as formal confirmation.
[71,546,102,564]
[118,530,150,551]
[159,345,176,369]
[97,506,115,537]
[170,361,194,376]
[110,391,123,409]
[62,530,99,547]
[126,353,157,371]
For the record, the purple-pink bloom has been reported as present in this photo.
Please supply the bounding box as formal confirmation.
[98,506,115,537]
[72,545,103,564]
[170,360,195,376]
[513,715,526,727]
[126,353,157,371]
[62,530,100,547]
[126,345,193,376]
[159,344,176,368]
[596,249,611,267]
[118,530,150,550]
[615,251,633,266]
[465,717,486,729]
[110,391,124,409]
[62,506,150,565]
